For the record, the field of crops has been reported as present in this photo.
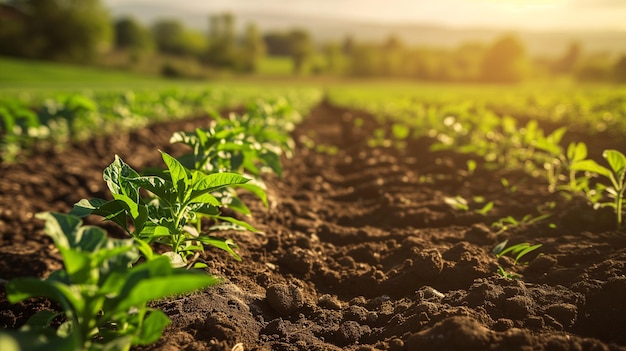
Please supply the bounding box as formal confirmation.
[1,70,626,351]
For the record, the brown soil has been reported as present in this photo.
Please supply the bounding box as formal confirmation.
[1,102,626,351]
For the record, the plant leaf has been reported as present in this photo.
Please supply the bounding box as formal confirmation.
[570,159,613,179]
[191,172,250,193]
[160,150,190,201]
[194,236,242,261]
[236,183,268,208]
[133,310,170,346]
[603,149,626,181]
[514,243,542,264]
[492,240,509,255]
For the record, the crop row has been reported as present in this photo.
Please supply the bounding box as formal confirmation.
[329,86,626,270]
[0,98,305,350]
[327,84,626,136]
[0,86,322,162]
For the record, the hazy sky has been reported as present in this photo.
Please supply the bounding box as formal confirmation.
[103,0,626,31]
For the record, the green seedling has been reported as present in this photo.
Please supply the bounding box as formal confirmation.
[444,195,494,215]
[493,239,542,279]
[71,151,255,267]
[491,212,552,234]
[570,149,626,229]
[466,159,477,176]
[170,106,290,178]
[0,212,217,351]
[500,177,517,193]
[444,196,469,211]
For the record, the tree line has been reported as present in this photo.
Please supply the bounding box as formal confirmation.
[1,0,625,83]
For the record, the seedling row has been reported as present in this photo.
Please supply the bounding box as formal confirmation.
[0,97,312,350]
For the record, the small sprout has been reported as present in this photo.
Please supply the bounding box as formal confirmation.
[493,240,542,279]
[476,201,494,216]
[444,196,469,211]
[466,159,477,176]
[570,149,626,229]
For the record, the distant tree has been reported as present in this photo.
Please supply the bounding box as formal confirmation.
[0,3,27,57]
[349,43,382,77]
[342,35,355,56]
[575,54,612,82]
[552,41,581,74]
[481,34,528,83]
[152,19,187,56]
[205,13,238,68]
[453,42,485,81]
[240,23,266,72]
[288,29,313,74]
[323,41,344,74]
[114,16,153,52]
[263,32,291,56]
[151,19,207,58]
[381,35,405,76]
[407,48,440,80]
[5,0,112,62]
[614,55,626,83]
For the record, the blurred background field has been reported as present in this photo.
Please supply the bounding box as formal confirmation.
[1,0,625,164]
[1,0,625,84]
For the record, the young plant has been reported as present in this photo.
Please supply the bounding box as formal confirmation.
[0,212,218,351]
[71,151,254,267]
[443,195,494,215]
[171,101,296,177]
[493,240,542,279]
[491,212,552,234]
[570,149,626,229]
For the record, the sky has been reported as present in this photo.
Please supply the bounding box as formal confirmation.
[103,0,626,31]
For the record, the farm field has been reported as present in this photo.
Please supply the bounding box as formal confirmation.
[1,64,626,350]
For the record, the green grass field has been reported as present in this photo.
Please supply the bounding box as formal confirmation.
[0,56,165,87]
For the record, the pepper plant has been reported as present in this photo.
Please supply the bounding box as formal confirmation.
[71,151,254,267]
[0,212,218,351]
[171,100,297,177]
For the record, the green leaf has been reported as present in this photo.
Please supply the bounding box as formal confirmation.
[492,240,509,255]
[23,310,61,329]
[237,183,268,208]
[35,212,81,251]
[138,225,172,240]
[476,201,494,215]
[191,172,250,193]
[225,196,251,216]
[130,176,172,204]
[215,215,260,233]
[187,202,220,216]
[194,236,242,261]
[570,159,613,179]
[160,150,190,200]
[603,149,626,180]
[69,198,108,218]
[259,150,283,177]
[188,192,221,206]
[133,310,170,346]
[534,139,561,157]
[391,123,410,140]
[514,244,542,264]
[567,142,587,163]
[547,126,567,145]
[103,156,141,202]
[496,242,530,258]
[0,328,78,351]
[108,257,219,313]
[133,238,155,261]
[7,278,83,314]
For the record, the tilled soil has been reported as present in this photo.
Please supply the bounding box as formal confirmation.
[1,102,626,351]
